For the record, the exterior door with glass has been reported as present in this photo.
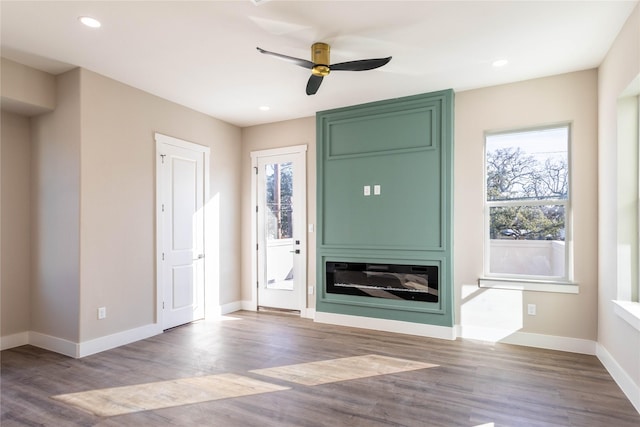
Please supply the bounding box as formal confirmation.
[255,149,306,311]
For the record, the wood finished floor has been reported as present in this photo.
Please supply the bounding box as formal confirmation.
[1,311,639,427]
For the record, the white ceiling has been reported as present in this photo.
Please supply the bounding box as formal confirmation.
[1,1,637,127]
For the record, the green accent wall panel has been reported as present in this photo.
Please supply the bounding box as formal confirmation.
[327,106,438,157]
[316,89,454,327]
[322,149,441,249]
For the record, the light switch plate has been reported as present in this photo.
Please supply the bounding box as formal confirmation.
[364,185,371,196]
[374,185,381,195]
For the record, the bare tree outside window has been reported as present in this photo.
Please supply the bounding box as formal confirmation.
[265,162,293,240]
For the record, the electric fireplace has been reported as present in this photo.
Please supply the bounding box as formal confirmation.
[325,262,439,303]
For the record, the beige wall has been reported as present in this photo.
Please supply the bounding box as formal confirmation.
[597,2,640,396]
[455,69,599,340]
[1,58,55,116]
[240,117,317,308]
[1,111,31,336]
[30,69,82,342]
[79,69,242,341]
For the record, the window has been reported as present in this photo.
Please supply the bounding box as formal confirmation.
[613,76,640,330]
[616,76,640,304]
[484,125,571,282]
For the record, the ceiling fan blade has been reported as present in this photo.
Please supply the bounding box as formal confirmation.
[306,75,323,95]
[256,47,314,69]
[330,56,392,72]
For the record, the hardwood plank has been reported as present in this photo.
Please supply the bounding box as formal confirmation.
[1,311,638,426]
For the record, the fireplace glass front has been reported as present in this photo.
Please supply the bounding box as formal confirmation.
[325,262,438,302]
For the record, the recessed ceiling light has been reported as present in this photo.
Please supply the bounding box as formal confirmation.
[492,59,509,68]
[259,106,270,111]
[79,16,101,28]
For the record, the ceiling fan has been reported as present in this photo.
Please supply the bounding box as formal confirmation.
[257,42,392,95]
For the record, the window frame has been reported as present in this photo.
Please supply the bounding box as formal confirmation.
[636,94,640,302]
[481,123,574,287]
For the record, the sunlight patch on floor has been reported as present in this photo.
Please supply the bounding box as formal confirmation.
[250,354,438,386]
[52,373,289,417]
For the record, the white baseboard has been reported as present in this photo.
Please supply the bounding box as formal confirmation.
[597,343,640,414]
[457,325,596,355]
[29,331,78,358]
[0,331,29,351]
[218,301,243,315]
[301,308,316,319]
[78,323,163,358]
[240,300,256,311]
[2,324,163,359]
[314,311,456,340]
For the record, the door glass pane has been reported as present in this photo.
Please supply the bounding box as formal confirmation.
[264,161,294,290]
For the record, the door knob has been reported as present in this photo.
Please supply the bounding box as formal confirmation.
[194,254,205,260]
[289,249,300,254]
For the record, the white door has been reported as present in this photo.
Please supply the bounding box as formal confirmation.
[156,134,208,330]
[254,148,307,311]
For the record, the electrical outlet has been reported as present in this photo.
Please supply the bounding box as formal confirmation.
[527,304,536,316]
[374,185,381,195]
[308,286,314,295]
[98,306,107,320]
[363,185,371,196]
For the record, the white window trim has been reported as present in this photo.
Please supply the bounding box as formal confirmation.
[637,92,640,303]
[479,277,578,294]
[482,124,574,291]
[613,301,640,332]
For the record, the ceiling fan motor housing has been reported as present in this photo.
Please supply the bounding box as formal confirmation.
[311,42,331,76]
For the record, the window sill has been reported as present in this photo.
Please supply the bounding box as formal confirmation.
[478,278,579,294]
[613,300,640,332]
